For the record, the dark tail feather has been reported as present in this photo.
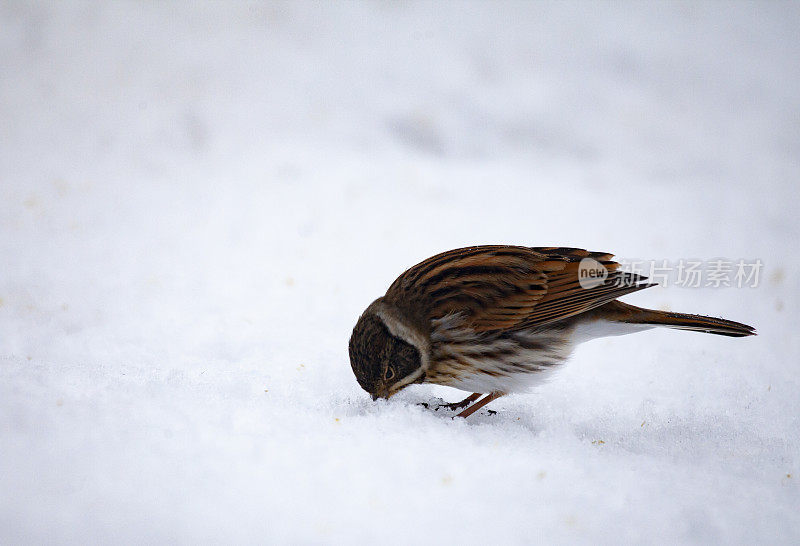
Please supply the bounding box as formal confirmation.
[606,302,756,338]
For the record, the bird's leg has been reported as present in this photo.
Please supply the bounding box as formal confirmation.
[456,392,504,418]
[435,393,482,411]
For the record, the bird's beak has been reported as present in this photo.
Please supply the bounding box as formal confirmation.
[371,386,392,401]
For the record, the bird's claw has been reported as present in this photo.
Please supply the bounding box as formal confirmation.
[418,400,472,412]
[433,400,475,411]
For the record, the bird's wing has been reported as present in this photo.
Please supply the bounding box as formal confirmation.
[387,245,654,333]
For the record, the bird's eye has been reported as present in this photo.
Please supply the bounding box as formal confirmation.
[384,367,395,381]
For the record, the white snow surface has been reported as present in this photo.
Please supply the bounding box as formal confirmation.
[2,2,799,543]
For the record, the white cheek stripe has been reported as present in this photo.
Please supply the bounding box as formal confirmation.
[375,305,431,376]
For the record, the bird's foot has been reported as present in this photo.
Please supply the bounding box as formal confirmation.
[435,400,475,411]
[417,400,469,411]
[418,393,483,412]
[433,393,483,412]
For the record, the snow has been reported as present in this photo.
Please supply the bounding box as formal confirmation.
[1,1,798,543]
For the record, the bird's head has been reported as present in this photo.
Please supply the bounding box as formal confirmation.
[348,302,425,400]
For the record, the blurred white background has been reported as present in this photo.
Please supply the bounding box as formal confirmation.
[1,1,798,544]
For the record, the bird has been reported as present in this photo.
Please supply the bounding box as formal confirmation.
[348,245,756,418]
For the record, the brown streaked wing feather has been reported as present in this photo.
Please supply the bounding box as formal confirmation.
[387,246,564,331]
[386,245,653,333]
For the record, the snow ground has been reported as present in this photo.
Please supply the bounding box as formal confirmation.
[1,1,799,543]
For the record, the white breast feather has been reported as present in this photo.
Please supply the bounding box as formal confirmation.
[429,315,653,394]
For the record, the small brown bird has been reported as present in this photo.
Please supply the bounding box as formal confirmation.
[348,246,755,418]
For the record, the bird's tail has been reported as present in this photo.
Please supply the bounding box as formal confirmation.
[603,301,756,338]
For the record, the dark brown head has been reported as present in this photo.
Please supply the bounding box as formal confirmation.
[348,303,425,400]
